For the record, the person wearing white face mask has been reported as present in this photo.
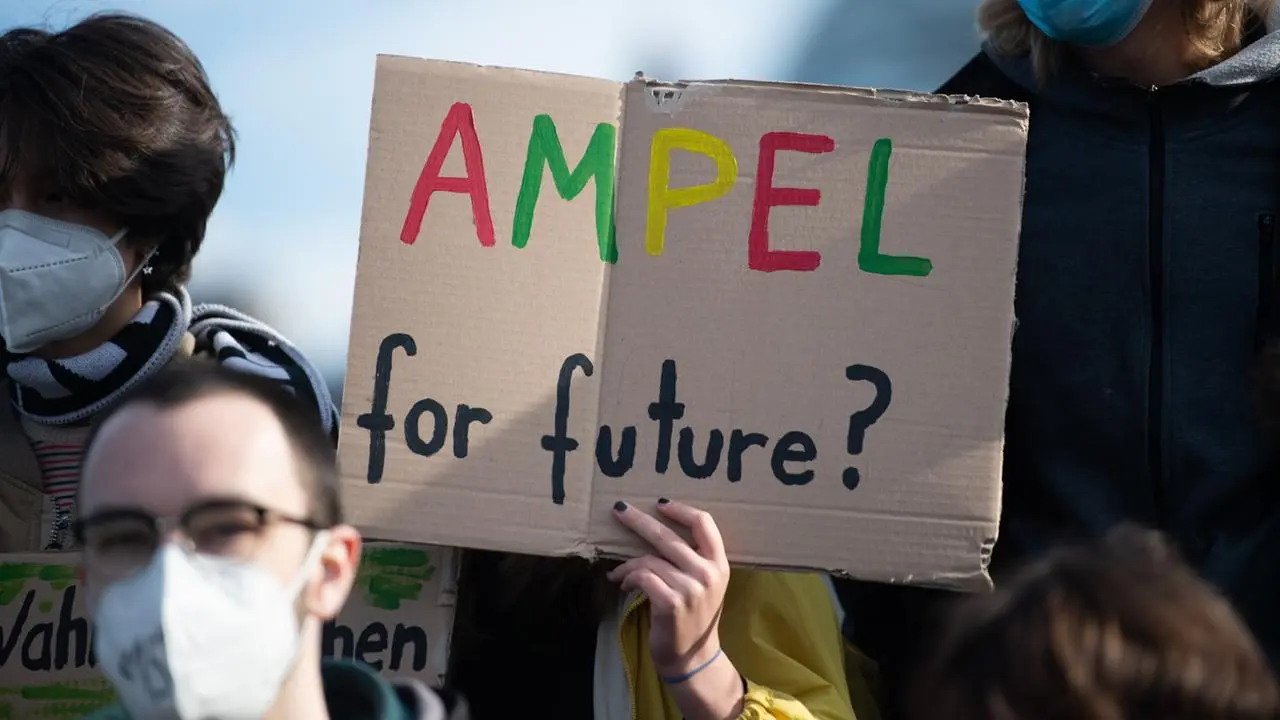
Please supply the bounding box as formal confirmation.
[75,363,465,720]
[0,13,338,555]
[832,0,1280,715]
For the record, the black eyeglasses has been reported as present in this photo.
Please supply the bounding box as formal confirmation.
[74,497,324,581]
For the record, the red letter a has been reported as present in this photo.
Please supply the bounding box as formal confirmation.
[400,102,496,247]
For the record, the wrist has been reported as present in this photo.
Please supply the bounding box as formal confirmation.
[655,632,724,681]
[663,652,745,720]
[658,645,723,684]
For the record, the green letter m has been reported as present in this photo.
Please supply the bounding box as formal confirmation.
[512,114,619,263]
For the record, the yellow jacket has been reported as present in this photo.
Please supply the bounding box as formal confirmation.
[605,568,882,720]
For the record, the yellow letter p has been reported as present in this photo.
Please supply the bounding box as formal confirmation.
[646,128,738,256]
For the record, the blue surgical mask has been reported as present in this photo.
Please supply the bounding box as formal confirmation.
[1016,0,1154,47]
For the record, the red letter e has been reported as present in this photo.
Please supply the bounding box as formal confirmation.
[748,132,834,272]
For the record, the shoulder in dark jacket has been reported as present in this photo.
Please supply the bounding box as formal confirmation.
[936,51,1033,102]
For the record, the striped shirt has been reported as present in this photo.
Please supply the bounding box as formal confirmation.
[20,417,91,513]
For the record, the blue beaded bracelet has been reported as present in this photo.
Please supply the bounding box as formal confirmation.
[659,648,724,685]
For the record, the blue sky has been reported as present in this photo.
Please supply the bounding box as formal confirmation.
[0,0,838,380]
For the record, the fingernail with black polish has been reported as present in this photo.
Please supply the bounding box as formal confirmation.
[657,497,670,505]
[614,501,628,512]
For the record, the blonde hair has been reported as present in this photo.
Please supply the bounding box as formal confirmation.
[977,0,1267,82]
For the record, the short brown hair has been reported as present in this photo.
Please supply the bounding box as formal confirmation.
[0,12,235,293]
[82,363,341,528]
[909,526,1280,720]
[978,0,1266,83]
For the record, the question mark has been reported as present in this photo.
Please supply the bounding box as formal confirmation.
[843,364,892,490]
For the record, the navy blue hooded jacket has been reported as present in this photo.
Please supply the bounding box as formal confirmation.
[836,18,1280,710]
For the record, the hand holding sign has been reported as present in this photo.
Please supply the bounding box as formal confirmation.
[608,499,744,719]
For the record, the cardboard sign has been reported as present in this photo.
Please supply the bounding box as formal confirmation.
[339,56,1028,589]
[0,544,456,718]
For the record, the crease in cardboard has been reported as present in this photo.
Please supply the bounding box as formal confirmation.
[580,82,628,549]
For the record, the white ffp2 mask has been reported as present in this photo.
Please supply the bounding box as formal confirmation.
[93,533,330,720]
[0,209,146,354]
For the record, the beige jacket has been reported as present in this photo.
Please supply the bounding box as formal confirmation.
[0,378,44,552]
[0,338,197,553]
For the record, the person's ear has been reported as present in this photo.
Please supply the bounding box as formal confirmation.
[307,525,361,621]
[120,237,158,277]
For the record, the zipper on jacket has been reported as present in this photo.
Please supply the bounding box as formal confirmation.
[1259,213,1278,351]
[1147,88,1168,526]
[45,503,71,551]
[619,593,644,720]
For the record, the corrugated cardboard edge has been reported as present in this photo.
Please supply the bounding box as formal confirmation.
[979,101,1034,594]
[588,548,998,593]
[630,73,1030,124]
[368,58,1031,121]
[967,90,1032,593]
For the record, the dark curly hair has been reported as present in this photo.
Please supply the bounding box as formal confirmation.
[0,12,235,294]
